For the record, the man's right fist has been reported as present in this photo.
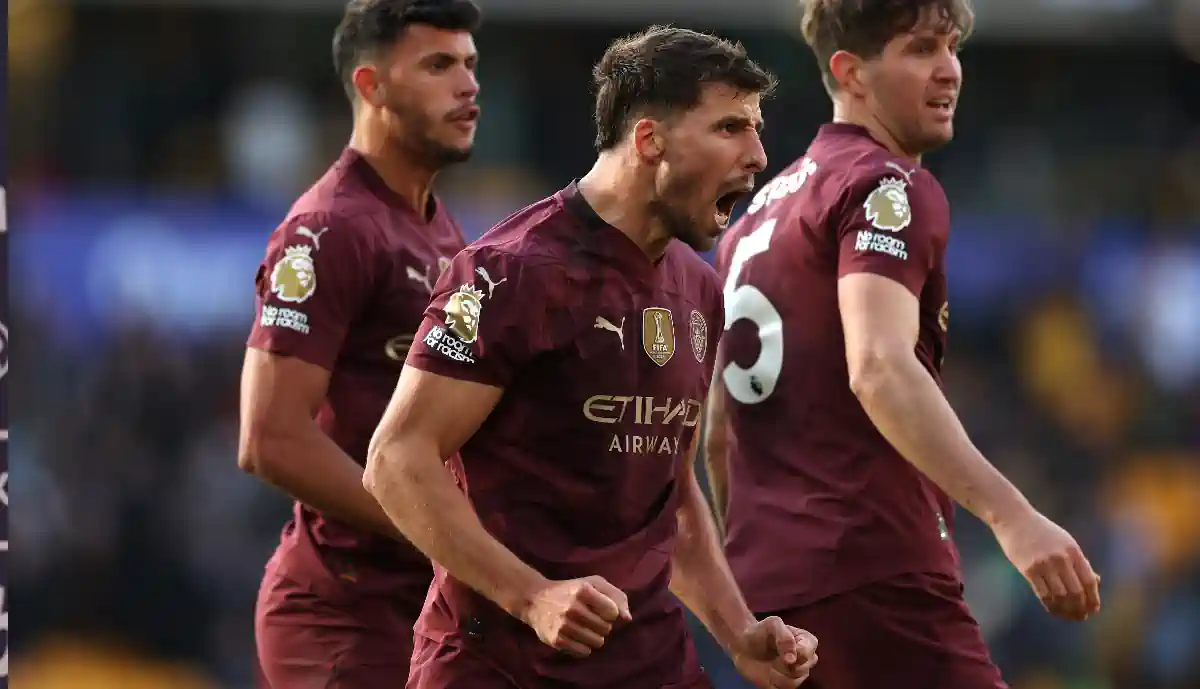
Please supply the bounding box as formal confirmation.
[521,575,632,657]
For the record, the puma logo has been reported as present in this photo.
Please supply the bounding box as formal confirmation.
[884,161,915,184]
[295,225,330,251]
[406,264,433,293]
[594,316,625,350]
[475,266,507,298]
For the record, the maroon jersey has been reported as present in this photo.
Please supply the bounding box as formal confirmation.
[247,148,465,603]
[405,183,722,689]
[717,123,959,612]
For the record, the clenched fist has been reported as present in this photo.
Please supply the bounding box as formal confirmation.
[520,575,632,657]
[732,616,819,688]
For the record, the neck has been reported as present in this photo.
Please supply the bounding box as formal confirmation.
[577,152,672,262]
[349,118,438,217]
[832,99,921,163]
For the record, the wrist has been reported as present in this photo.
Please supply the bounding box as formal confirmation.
[983,492,1035,530]
[501,569,551,624]
[719,611,759,658]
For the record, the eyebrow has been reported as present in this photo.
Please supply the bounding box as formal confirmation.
[419,51,477,66]
[715,114,764,134]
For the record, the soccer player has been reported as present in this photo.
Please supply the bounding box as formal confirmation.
[237,0,481,685]
[364,26,818,689]
[706,2,1102,688]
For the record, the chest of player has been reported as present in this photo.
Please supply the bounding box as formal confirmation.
[520,287,715,463]
[344,236,462,372]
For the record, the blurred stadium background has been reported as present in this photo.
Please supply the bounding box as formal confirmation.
[9,0,1200,687]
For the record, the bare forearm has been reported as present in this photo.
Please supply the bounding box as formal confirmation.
[704,444,729,529]
[670,473,754,654]
[854,357,1031,527]
[364,439,547,618]
[247,423,400,538]
[703,388,730,529]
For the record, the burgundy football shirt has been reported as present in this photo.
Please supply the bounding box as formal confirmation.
[717,123,959,612]
[247,148,465,605]
[405,182,723,689]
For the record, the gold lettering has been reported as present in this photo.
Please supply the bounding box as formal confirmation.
[608,435,622,452]
[683,400,702,427]
[584,394,635,423]
[632,436,645,453]
[643,397,673,425]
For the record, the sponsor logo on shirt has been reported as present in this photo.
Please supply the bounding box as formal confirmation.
[854,230,908,261]
[582,394,702,455]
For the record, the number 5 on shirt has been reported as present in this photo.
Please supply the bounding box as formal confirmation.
[721,218,783,405]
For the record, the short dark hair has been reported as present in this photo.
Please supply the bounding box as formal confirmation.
[802,0,974,93]
[332,0,482,101]
[591,25,777,152]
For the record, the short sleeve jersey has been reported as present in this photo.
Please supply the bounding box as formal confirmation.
[246,148,466,600]
[716,124,959,612]
[405,183,723,689]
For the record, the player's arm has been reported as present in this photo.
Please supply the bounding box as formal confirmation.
[364,251,630,657]
[671,428,754,651]
[240,351,399,537]
[703,370,731,530]
[238,214,399,538]
[364,368,543,614]
[837,172,1100,620]
[838,275,1030,525]
[671,429,817,685]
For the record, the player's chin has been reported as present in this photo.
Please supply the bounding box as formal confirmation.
[434,140,474,165]
[923,121,955,150]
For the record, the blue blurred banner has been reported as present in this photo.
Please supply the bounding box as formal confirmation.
[12,192,1117,345]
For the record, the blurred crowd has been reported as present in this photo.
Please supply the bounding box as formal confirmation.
[10,2,1200,688]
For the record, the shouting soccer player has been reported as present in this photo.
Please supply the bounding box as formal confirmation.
[364,26,818,689]
[237,1,481,686]
[707,2,1101,688]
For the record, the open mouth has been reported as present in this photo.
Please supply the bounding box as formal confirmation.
[926,97,954,116]
[714,188,748,229]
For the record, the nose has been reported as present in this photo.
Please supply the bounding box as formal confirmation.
[744,132,767,175]
[934,48,962,87]
[459,66,480,100]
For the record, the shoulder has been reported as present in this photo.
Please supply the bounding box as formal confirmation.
[830,152,946,232]
[465,194,580,274]
[278,161,386,238]
[442,194,580,301]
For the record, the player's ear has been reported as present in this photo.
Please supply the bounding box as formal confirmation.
[351,63,384,108]
[632,118,666,164]
[829,50,867,99]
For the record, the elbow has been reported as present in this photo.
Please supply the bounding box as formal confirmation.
[846,346,905,404]
[361,450,383,499]
[362,432,405,501]
[237,428,264,476]
[237,423,281,481]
